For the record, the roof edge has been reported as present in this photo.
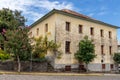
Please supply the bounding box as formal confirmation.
[57,9,119,29]
[30,9,120,29]
[30,9,57,28]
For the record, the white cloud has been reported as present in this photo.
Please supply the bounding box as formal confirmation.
[88,13,95,17]
[0,0,74,25]
[97,12,107,15]
[34,0,73,10]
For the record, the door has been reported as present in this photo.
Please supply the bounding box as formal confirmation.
[65,65,71,71]
[102,64,105,69]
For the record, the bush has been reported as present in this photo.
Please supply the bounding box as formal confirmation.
[31,58,46,62]
[0,49,11,61]
[113,53,120,64]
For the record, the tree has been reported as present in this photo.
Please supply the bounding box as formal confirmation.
[0,8,26,30]
[113,53,120,64]
[0,33,4,49]
[0,49,11,61]
[75,36,96,72]
[0,8,26,49]
[0,8,28,72]
[113,53,120,71]
[32,36,60,61]
[4,28,32,72]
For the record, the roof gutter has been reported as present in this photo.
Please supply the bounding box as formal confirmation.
[30,9,120,29]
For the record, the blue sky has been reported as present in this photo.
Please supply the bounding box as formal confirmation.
[0,0,120,41]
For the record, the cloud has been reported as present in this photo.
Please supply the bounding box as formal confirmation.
[97,12,107,15]
[0,0,74,25]
[34,0,73,10]
[85,6,108,17]
[88,13,95,17]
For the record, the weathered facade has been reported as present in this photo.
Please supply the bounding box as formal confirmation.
[29,9,118,72]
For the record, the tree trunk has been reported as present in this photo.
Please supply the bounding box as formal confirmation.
[17,55,21,72]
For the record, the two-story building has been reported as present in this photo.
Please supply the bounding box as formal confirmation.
[29,9,119,72]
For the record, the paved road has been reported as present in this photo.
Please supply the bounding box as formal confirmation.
[0,74,120,80]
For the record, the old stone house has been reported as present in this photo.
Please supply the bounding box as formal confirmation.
[29,9,119,72]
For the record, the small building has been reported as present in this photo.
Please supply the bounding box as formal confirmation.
[29,9,119,72]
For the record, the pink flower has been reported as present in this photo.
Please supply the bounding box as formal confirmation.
[2,29,6,33]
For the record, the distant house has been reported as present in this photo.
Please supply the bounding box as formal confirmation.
[29,9,119,72]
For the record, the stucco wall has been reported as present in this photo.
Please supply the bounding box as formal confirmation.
[29,14,56,41]
[54,13,117,71]
[29,14,57,66]
[29,12,118,71]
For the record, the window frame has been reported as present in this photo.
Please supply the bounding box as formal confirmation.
[79,24,83,33]
[45,23,48,32]
[65,41,70,53]
[36,28,39,36]
[101,45,104,55]
[102,64,106,69]
[66,22,70,31]
[109,31,112,39]
[109,46,112,55]
[100,29,104,37]
[90,27,94,35]
[29,32,32,37]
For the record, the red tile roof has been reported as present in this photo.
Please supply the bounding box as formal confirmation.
[61,9,94,20]
[30,9,119,29]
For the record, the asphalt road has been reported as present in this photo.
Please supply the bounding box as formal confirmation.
[0,74,120,80]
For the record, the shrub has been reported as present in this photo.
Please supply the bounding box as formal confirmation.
[0,49,11,61]
[113,53,120,64]
[32,58,46,62]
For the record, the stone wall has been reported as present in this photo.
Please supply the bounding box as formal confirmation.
[0,61,49,72]
[53,13,118,72]
[0,61,14,71]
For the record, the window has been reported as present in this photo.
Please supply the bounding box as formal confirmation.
[79,24,83,33]
[65,41,70,53]
[36,28,39,36]
[102,64,105,69]
[79,65,85,70]
[118,46,120,50]
[66,22,70,31]
[110,64,113,69]
[90,27,94,35]
[29,32,32,37]
[100,29,104,37]
[101,45,104,55]
[109,46,112,55]
[109,31,112,39]
[45,23,48,32]
[65,65,71,71]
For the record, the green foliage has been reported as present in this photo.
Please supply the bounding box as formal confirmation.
[32,36,60,59]
[0,8,27,72]
[0,33,4,46]
[32,58,47,62]
[0,8,26,30]
[75,35,96,64]
[0,49,10,61]
[113,53,120,64]
[4,28,32,61]
[0,8,26,50]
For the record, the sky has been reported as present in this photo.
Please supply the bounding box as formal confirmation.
[0,0,120,41]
